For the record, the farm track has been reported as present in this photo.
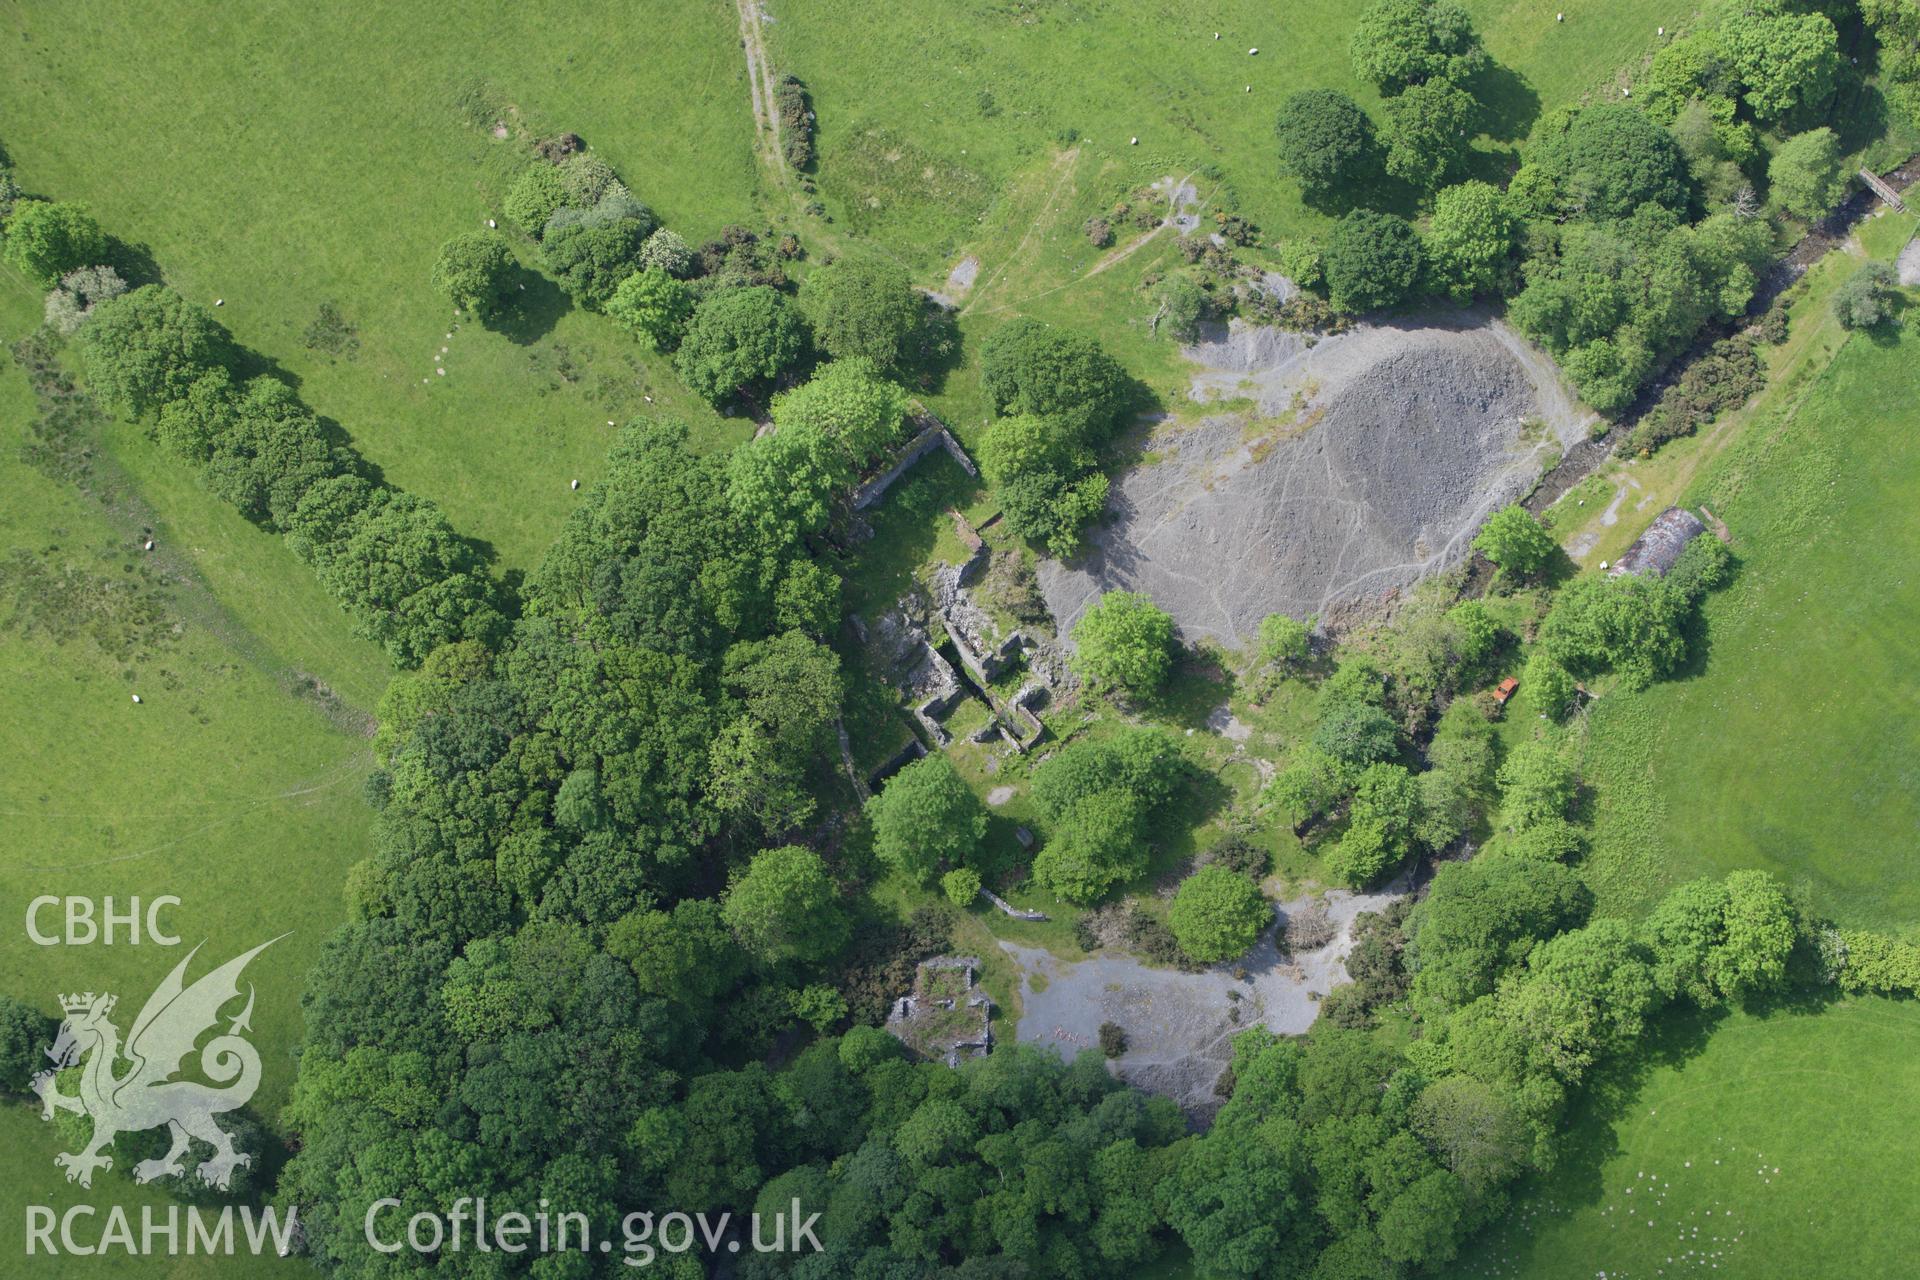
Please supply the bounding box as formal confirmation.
[735,0,787,183]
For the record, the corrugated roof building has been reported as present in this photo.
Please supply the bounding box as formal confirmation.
[1610,507,1705,578]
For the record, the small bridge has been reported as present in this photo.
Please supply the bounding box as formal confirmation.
[1859,169,1908,213]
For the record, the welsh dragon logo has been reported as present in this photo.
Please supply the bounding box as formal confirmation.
[30,938,282,1190]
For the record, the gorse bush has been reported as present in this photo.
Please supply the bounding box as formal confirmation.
[1627,335,1765,455]
[775,73,815,170]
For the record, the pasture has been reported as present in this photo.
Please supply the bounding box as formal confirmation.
[1574,239,1920,932]
[1444,998,1920,1278]
[769,0,1691,422]
[0,0,759,573]
[0,244,374,1266]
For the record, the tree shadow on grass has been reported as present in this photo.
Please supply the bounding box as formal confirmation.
[1862,294,1910,347]
[1303,163,1425,221]
[903,300,965,397]
[1475,1003,1728,1275]
[1826,73,1889,157]
[1137,648,1238,735]
[1461,143,1523,190]
[1469,63,1542,145]
[491,267,572,345]
[106,237,165,290]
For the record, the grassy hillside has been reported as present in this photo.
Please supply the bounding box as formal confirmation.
[769,0,1687,266]
[763,0,1690,436]
[1576,240,1920,932]
[0,243,374,1268]
[1445,997,1920,1278]
[0,0,759,572]
[0,0,1690,575]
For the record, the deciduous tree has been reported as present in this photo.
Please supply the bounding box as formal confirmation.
[1170,866,1272,962]
[1072,591,1177,694]
[865,754,987,884]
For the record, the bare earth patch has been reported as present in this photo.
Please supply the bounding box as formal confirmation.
[1005,877,1410,1124]
[1899,236,1920,286]
[1038,312,1595,645]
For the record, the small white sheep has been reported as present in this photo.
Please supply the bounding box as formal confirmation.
[570,479,581,491]
[143,539,154,551]
[131,693,143,704]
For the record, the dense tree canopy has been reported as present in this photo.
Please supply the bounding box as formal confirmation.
[1031,729,1189,904]
[1472,503,1556,579]
[504,163,568,236]
[979,317,1130,440]
[1528,105,1692,222]
[0,996,54,1097]
[1324,210,1426,313]
[1170,866,1272,962]
[541,216,654,307]
[1274,89,1379,197]
[1723,4,1841,126]
[1350,0,1487,92]
[724,844,849,966]
[1834,261,1899,330]
[1382,78,1476,190]
[676,286,811,404]
[429,231,517,321]
[2,198,107,284]
[606,266,695,350]
[1509,207,1770,413]
[1426,180,1516,302]
[865,754,987,885]
[978,411,1109,556]
[803,255,922,372]
[769,357,909,470]
[1768,127,1849,220]
[79,285,235,419]
[1537,570,1692,688]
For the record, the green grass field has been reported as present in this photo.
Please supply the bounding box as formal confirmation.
[770,0,1686,266]
[770,0,1690,428]
[1444,997,1920,1278]
[1575,248,1920,933]
[0,232,375,1271]
[0,0,760,573]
